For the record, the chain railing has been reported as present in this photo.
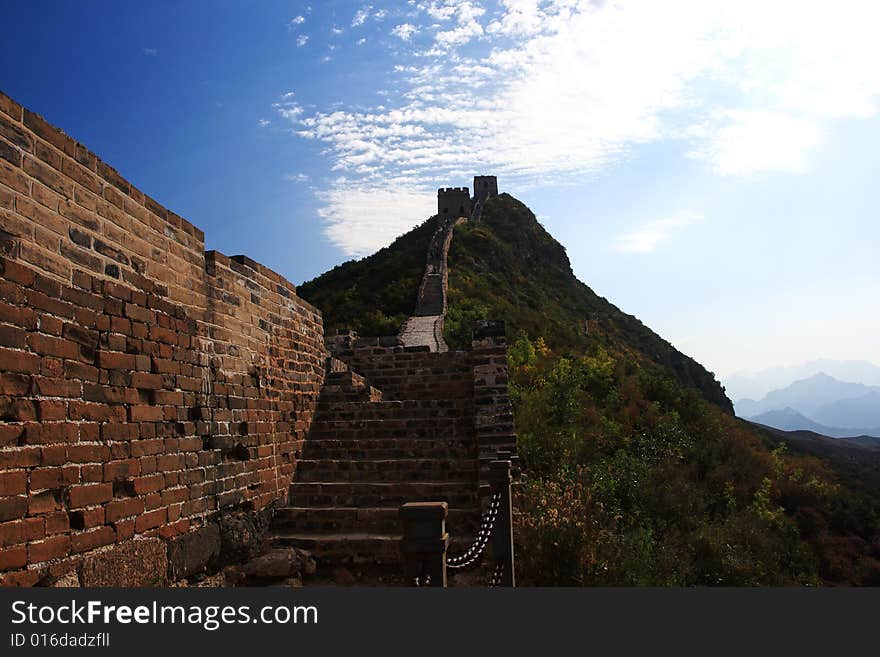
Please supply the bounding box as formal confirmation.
[446,491,501,570]
[399,458,515,587]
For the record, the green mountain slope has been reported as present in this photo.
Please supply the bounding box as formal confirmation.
[445,194,732,412]
[297,217,434,337]
[298,193,880,585]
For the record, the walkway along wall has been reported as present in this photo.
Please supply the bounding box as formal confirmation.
[0,91,325,586]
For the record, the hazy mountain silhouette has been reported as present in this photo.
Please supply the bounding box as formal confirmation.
[748,407,880,438]
[813,391,880,429]
[724,359,880,402]
[736,373,879,417]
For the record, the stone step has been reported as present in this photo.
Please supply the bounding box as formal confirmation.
[298,438,475,460]
[270,532,475,567]
[271,532,402,566]
[315,399,471,416]
[295,459,478,482]
[272,506,479,534]
[318,370,383,403]
[307,422,471,442]
[289,481,479,508]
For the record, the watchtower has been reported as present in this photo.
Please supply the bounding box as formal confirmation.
[437,187,472,220]
[473,176,498,203]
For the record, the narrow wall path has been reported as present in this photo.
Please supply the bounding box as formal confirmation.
[399,215,463,352]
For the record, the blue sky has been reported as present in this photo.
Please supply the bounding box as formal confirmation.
[3,1,878,381]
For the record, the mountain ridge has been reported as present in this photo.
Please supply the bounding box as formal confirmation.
[299,193,733,413]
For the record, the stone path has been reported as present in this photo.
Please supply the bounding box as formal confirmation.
[400,215,461,352]
[399,315,446,352]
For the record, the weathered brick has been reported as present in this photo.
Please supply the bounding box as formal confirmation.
[96,350,135,370]
[0,471,26,496]
[29,468,62,491]
[0,496,28,522]
[103,459,140,481]
[70,525,115,553]
[68,483,112,509]
[23,155,73,198]
[105,497,144,523]
[20,241,72,280]
[0,372,30,395]
[124,302,154,324]
[0,159,29,194]
[129,405,163,422]
[28,490,60,515]
[135,507,166,533]
[131,372,162,389]
[0,545,27,570]
[28,534,70,563]
[125,474,164,496]
[69,506,105,530]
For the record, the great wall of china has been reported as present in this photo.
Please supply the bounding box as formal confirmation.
[0,90,515,587]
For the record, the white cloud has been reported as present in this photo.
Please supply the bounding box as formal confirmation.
[276,0,880,255]
[296,35,309,47]
[356,38,367,46]
[285,173,311,183]
[689,110,822,176]
[615,213,703,254]
[392,23,419,40]
[142,47,158,56]
[257,119,270,128]
[331,26,344,35]
[317,182,436,256]
[290,15,305,26]
[352,6,372,27]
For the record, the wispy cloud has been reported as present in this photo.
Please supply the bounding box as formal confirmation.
[257,118,270,128]
[289,15,305,26]
[285,173,311,183]
[391,23,418,41]
[142,47,158,56]
[351,6,372,27]
[615,213,703,254]
[296,35,309,47]
[274,0,880,255]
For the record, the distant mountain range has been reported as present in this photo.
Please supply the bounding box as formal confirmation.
[724,359,880,402]
[735,372,880,438]
[749,407,880,439]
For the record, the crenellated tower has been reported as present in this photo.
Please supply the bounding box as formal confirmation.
[437,187,472,219]
[473,175,498,203]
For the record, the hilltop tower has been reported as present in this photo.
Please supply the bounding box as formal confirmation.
[437,187,472,219]
[473,175,498,203]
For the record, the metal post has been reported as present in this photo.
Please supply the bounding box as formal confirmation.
[399,502,450,587]
[488,460,515,587]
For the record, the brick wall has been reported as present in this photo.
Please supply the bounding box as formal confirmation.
[0,91,325,586]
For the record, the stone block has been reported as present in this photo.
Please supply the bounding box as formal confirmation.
[79,538,168,586]
[167,523,220,581]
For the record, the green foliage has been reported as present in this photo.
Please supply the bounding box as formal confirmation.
[511,334,879,586]
[297,218,435,336]
[443,299,488,350]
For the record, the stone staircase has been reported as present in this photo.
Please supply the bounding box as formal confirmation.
[270,362,480,575]
[414,273,444,316]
